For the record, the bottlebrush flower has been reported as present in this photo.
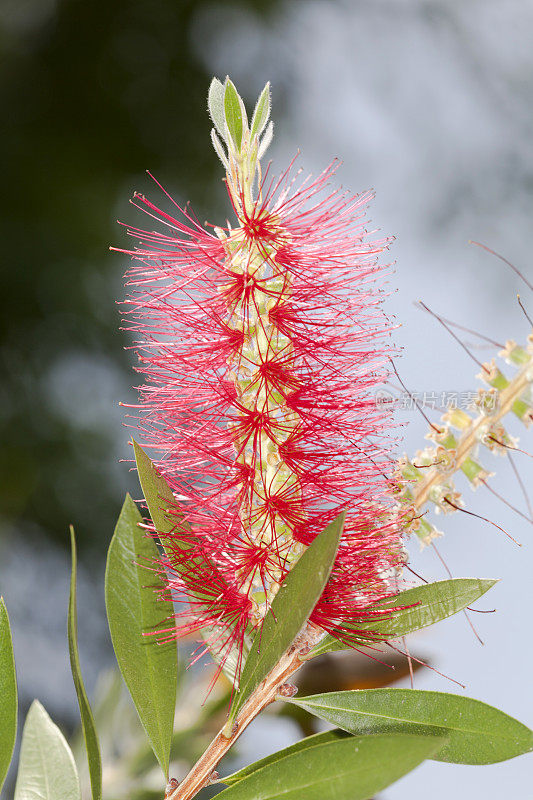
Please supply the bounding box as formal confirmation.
[118,78,406,667]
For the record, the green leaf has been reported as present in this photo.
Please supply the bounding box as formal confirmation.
[133,441,216,604]
[257,121,273,160]
[227,512,345,727]
[0,598,17,793]
[68,527,102,800]
[216,732,445,800]
[309,578,497,657]
[14,700,81,800]
[105,494,177,776]
[208,77,227,140]
[224,78,243,152]
[222,730,348,786]
[250,82,271,139]
[289,688,533,765]
[133,440,189,552]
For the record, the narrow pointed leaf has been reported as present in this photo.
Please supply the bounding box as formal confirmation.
[250,82,271,139]
[105,494,177,776]
[216,732,445,800]
[208,77,226,140]
[309,578,497,657]
[257,121,273,160]
[68,527,102,800]
[211,129,229,168]
[14,700,80,800]
[227,512,345,726]
[289,688,533,765]
[222,730,347,786]
[201,626,251,687]
[133,441,217,604]
[224,79,243,151]
[133,440,188,551]
[0,598,17,793]
[133,443,242,679]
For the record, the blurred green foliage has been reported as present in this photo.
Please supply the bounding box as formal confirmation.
[0,0,278,551]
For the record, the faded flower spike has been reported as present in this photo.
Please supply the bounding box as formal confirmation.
[396,331,533,546]
[118,77,406,667]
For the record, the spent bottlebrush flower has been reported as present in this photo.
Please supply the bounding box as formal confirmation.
[117,77,407,669]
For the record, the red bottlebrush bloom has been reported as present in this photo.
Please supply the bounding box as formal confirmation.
[118,79,406,668]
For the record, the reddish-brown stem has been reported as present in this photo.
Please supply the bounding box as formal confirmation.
[168,645,305,800]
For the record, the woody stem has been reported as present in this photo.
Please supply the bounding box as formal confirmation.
[410,357,533,510]
[167,646,304,800]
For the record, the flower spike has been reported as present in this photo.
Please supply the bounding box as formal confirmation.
[118,79,406,670]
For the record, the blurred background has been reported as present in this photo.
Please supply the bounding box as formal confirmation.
[1,0,532,797]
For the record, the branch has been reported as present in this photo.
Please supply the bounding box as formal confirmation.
[168,642,305,800]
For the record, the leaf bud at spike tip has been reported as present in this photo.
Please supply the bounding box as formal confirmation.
[210,128,228,169]
[250,82,271,139]
[257,120,274,159]
[223,78,244,152]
